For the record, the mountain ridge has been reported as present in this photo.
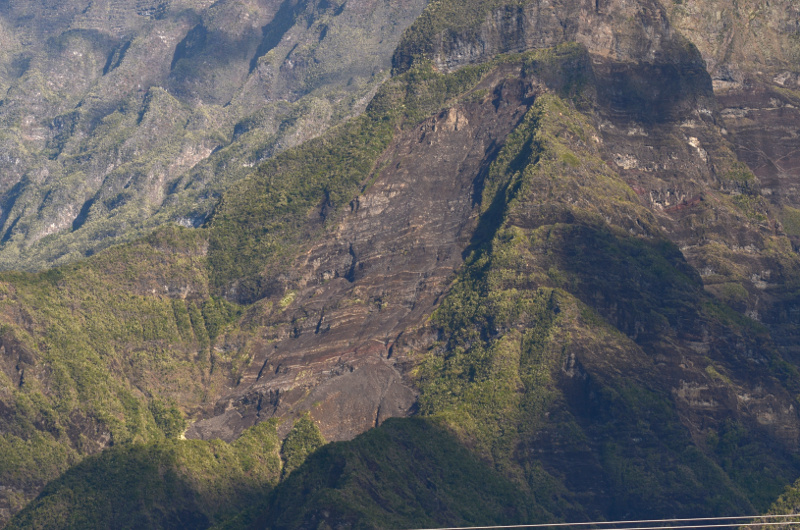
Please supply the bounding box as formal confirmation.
[2,0,800,527]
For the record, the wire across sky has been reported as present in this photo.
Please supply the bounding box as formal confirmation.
[412,513,800,530]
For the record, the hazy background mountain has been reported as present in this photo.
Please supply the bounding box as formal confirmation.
[0,0,425,271]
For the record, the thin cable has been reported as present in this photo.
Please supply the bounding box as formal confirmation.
[410,514,800,530]
[597,522,800,530]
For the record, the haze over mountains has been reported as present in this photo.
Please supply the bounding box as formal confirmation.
[1,0,800,528]
[0,0,425,270]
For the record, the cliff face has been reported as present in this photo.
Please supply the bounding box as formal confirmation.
[657,0,800,227]
[199,0,800,515]
[657,0,800,367]
[184,0,800,518]
[3,0,800,527]
[0,0,425,272]
[188,63,536,442]
[395,0,692,71]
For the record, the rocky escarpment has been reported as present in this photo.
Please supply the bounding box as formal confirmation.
[3,0,800,526]
[185,0,800,518]
[655,0,800,365]
[0,0,425,272]
[393,0,698,74]
[188,65,536,442]
[189,0,706,440]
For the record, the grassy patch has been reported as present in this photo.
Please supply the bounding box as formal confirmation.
[781,206,800,236]
[280,414,326,479]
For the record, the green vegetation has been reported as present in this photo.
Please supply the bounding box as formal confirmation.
[0,45,527,523]
[782,206,800,237]
[732,194,769,222]
[723,162,758,187]
[705,419,800,510]
[764,476,800,520]
[0,225,255,520]
[3,4,800,524]
[280,414,326,479]
[149,400,186,440]
[7,422,282,530]
[262,418,538,529]
[0,45,522,522]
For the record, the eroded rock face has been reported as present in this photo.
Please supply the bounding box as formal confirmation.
[191,0,685,442]
[654,0,800,367]
[188,67,536,441]
[660,0,800,246]
[656,0,800,89]
[718,89,800,205]
[394,0,697,73]
[189,4,800,492]
[191,0,700,442]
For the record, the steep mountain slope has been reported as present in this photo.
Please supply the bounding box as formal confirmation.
[9,418,537,530]
[190,0,800,456]
[254,417,538,529]
[7,421,282,530]
[0,227,221,522]
[0,0,425,271]
[658,0,800,364]
[177,0,800,519]
[1,54,513,522]
[2,0,800,527]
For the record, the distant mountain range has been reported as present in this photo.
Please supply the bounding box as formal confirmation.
[0,0,425,271]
